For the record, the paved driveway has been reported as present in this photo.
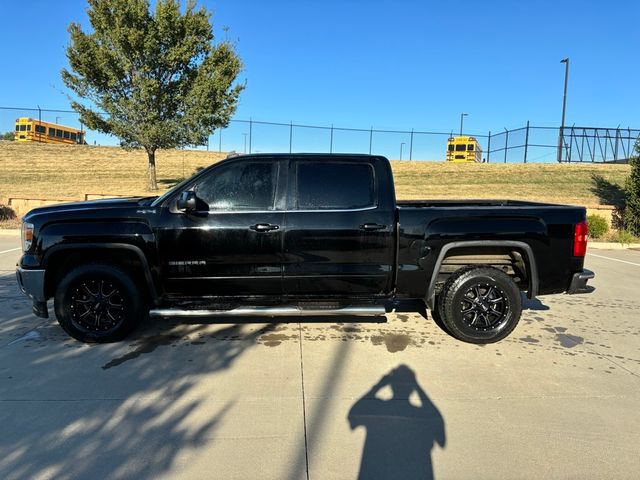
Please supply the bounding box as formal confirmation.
[1,233,639,479]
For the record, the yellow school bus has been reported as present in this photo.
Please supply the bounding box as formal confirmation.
[14,117,85,145]
[446,136,482,162]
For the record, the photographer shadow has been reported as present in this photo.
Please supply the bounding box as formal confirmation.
[348,365,445,480]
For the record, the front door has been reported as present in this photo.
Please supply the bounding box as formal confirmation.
[156,158,285,297]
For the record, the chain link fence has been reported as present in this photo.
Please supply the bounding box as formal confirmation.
[2,106,638,163]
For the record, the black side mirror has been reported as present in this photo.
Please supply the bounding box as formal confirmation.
[177,191,197,212]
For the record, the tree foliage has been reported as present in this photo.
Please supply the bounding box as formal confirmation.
[624,141,640,236]
[1,131,14,141]
[62,0,244,189]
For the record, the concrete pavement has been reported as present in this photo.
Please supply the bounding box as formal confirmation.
[0,234,639,479]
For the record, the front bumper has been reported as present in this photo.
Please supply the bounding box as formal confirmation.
[567,268,595,294]
[16,267,49,318]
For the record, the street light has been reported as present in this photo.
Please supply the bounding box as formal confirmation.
[557,58,570,162]
[459,113,468,136]
[242,133,248,154]
[55,116,63,125]
[400,142,406,161]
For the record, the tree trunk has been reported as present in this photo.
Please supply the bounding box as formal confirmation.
[147,149,158,190]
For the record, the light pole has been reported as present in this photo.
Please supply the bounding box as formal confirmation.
[55,116,63,125]
[242,133,248,154]
[459,113,468,136]
[557,58,569,162]
[400,142,406,160]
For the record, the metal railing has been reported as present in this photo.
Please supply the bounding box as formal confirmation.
[1,106,637,163]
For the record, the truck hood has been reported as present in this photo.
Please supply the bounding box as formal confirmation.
[23,197,157,223]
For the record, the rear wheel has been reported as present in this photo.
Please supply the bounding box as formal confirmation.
[438,266,522,344]
[54,264,144,343]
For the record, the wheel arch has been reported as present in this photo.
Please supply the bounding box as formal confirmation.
[426,240,538,309]
[43,243,159,305]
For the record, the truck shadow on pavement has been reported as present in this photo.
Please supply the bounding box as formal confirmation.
[348,365,446,480]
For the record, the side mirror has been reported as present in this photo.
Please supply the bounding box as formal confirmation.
[177,191,197,213]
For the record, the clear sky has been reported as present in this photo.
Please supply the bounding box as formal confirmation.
[1,0,638,159]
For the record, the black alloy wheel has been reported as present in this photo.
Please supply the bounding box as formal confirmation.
[70,278,126,333]
[437,266,522,344]
[55,264,145,343]
[459,283,509,331]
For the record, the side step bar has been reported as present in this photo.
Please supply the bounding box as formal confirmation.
[149,305,386,318]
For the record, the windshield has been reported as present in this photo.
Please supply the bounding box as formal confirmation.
[151,175,200,207]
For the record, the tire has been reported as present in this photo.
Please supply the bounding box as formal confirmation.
[438,266,522,344]
[429,297,451,334]
[54,264,145,343]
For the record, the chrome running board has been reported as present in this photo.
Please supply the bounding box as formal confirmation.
[149,305,386,318]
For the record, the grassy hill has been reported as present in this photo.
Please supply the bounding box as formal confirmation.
[0,140,631,207]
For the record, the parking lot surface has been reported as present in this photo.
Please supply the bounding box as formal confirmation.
[1,232,639,479]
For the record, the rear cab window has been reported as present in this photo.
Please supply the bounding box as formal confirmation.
[295,161,375,210]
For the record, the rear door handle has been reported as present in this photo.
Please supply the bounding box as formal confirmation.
[250,223,280,232]
[359,223,387,231]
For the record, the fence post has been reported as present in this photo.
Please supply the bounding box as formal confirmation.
[369,127,373,154]
[330,124,334,153]
[504,128,509,163]
[486,131,491,163]
[289,121,293,153]
[409,129,414,161]
[249,118,252,154]
[523,121,530,163]
[37,105,42,143]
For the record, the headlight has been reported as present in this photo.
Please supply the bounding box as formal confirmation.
[21,222,34,252]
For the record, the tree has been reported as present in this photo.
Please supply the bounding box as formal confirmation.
[1,131,14,141]
[62,0,244,190]
[624,141,640,236]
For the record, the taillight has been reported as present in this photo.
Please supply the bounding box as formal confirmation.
[573,221,588,257]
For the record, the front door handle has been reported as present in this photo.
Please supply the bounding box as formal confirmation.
[250,223,280,232]
[359,223,387,231]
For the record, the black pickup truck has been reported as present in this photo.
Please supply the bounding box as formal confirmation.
[16,154,594,344]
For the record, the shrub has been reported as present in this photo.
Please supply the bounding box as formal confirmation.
[0,204,17,221]
[613,229,637,246]
[587,214,609,239]
[0,131,14,141]
[624,142,640,236]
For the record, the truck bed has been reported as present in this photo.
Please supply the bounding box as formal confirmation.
[396,199,572,208]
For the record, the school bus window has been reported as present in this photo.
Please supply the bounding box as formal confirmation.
[70,132,77,142]
[48,128,55,136]
[56,129,63,138]
[15,125,19,131]
[36,125,45,134]
[448,144,454,152]
[467,144,474,151]
[455,144,466,151]
[19,125,26,131]
[63,131,70,139]
[26,125,31,131]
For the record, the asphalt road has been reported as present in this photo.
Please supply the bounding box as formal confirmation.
[0,232,639,480]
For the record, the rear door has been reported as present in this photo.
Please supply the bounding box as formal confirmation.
[283,157,395,296]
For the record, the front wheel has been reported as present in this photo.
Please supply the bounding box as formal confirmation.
[438,266,522,344]
[54,264,145,343]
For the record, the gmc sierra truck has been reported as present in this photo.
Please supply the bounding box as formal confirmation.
[16,154,594,344]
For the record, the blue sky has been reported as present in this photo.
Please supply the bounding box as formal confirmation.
[1,0,638,159]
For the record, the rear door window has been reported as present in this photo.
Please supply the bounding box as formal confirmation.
[295,161,375,210]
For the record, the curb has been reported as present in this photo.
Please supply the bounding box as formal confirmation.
[588,242,640,250]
